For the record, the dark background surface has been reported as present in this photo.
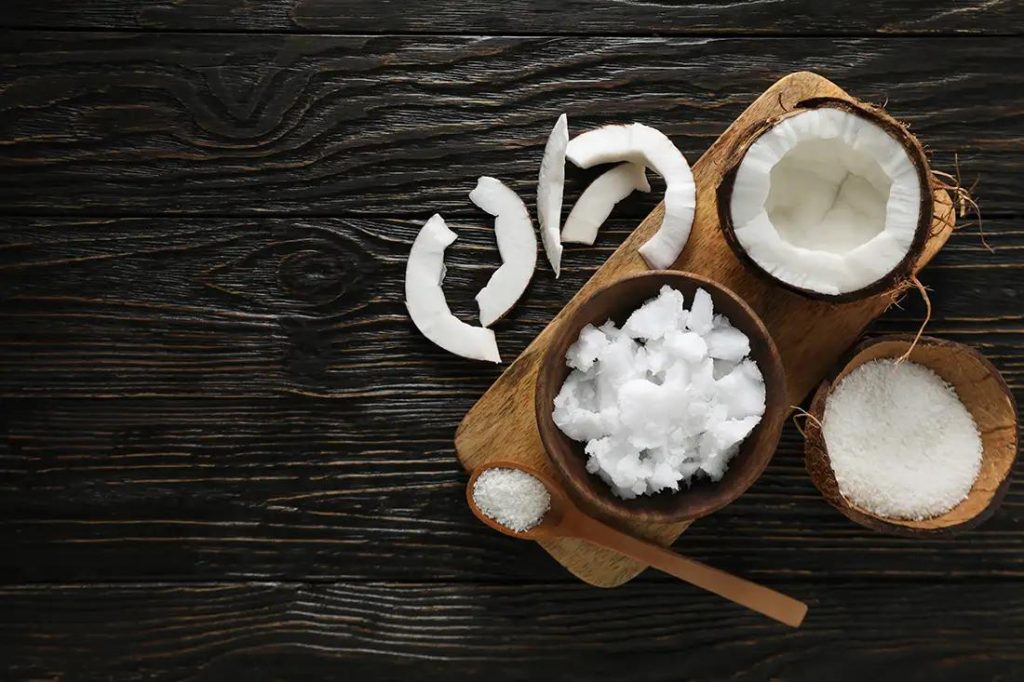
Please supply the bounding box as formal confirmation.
[1,2,1023,680]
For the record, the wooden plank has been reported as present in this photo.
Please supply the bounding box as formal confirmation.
[1,215,1022,583]
[0,34,1022,217]
[3,581,1023,680]
[1,399,1023,583]
[4,0,1023,34]
[455,73,957,587]
[4,215,1021,400]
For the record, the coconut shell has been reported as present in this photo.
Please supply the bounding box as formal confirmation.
[804,335,1019,537]
[717,97,934,302]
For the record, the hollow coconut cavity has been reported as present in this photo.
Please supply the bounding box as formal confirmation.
[718,100,932,299]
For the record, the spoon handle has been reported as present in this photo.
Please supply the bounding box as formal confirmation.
[564,511,807,627]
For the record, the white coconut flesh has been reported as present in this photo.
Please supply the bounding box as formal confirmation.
[537,113,568,278]
[470,176,537,327]
[561,163,650,245]
[566,123,695,269]
[405,214,501,363]
[728,107,923,295]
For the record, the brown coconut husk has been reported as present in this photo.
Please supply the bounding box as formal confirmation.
[790,405,823,440]
[930,153,993,253]
[886,275,932,364]
[717,97,934,303]
[884,155,990,361]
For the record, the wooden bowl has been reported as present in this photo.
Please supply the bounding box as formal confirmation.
[805,335,1019,536]
[535,271,788,525]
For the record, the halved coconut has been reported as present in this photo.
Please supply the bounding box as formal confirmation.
[470,176,537,327]
[537,113,568,277]
[718,99,932,300]
[561,162,650,245]
[566,123,695,269]
[405,214,501,363]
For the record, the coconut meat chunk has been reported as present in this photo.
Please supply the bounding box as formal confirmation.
[566,123,696,269]
[405,214,501,363]
[537,113,569,277]
[729,107,923,295]
[470,176,537,327]
[561,162,650,245]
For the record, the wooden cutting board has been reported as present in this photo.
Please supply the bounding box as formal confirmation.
[454,71,955,587]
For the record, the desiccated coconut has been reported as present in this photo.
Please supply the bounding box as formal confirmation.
[822,359,983,520]
[472,468,551,532]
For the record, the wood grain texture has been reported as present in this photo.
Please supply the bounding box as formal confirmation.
[1,20,1023,678]
[1,213,1022,583]
[3,214,1014,400]
[1,34,1023,218]
[4,0,1024,34]
[3,581,1024,681]
[2,400,1023,583]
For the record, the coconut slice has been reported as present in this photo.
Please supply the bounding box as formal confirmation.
[719,100,931,300]
[561,163,650,245]
[470,176,537,327]
[537,113,568,277]
[405,214,501,363]
[566,123,695,269]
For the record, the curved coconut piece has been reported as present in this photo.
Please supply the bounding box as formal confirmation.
[566,123,695,269]
[561,163,650,245]
[804,335,1018,537]
[537,113,568,277]
[470,176,537,327]
[405,214,501,363]
[717,99,932,301]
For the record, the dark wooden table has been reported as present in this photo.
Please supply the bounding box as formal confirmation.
[2,2,1023,680]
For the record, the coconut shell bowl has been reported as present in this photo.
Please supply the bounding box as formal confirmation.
[534,271,788,525]
[805,335,1019,537]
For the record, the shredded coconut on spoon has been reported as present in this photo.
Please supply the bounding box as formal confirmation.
[822,359,983,520]
[472,468,551,532]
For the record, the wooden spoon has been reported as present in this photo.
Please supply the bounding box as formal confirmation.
[467,461,808,628]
